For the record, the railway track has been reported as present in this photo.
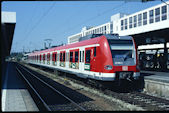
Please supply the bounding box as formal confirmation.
[15,63,86,111]
[66,74,169,111]
[19,63,169,111]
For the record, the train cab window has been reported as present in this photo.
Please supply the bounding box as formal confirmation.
[75,51,79,62]
[94,47,96,57]
[70,52,73,62]
[63,52,65,62]
[85,50,91,63]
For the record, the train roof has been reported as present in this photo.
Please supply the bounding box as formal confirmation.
[29,34,133,56]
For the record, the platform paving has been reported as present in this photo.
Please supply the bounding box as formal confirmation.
[1,62,39,111]
[141,70,169,83]
[141,70,169,99]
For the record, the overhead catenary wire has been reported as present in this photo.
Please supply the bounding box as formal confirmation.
[21,2,56,43]
[45,2,126,38]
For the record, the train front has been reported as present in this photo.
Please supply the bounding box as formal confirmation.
[100,34,140,82]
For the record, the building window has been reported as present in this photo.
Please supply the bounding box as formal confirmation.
[161,5,167,20]
[138,14,142,26]
[121,20,124,30]
[134,15,137,27]
[143,12,147,25]
[125,18,128,30]
[129,17,132,28]
[149,9,154,24]
[155,7,160,22]
[110,23,113,31]
[85,50,90,63]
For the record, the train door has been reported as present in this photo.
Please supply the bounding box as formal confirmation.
[79,48,85,72]
[85,47,97,72]
[69,49,79,69]
[91,47,97,72]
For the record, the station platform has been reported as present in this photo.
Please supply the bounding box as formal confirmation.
[1,62,39,111]
[141,70,169,99]
[141,70,169,83]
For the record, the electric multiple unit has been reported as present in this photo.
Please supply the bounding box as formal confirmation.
[28,34,140,83]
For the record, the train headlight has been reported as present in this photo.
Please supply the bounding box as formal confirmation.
[104,65,113,70]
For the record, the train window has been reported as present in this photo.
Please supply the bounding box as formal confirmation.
[55,53,57,62]
[40,54,41,61]
[66,52,69,61]
[75,51,78,62]
[82,51,84,62]
[52,53,55,61]
[94,47,96,57]
[60,53,62,61]
[63,52,65,62]
[80,51,81,62]
[85,50,90,63]
[70,52,73,62]
[48,53,50,61]
[57,53,59,61]
[43,54,45,61]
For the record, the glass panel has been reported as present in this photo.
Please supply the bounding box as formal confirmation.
[70,52,73,62]
[75,51,78,62]
[121,20,124,30]
[162,5,167,20]
[143,12,147,25]
[85,50,90,63]
[149,10,154,24]
[155,7,160,22]
[125,19,127,30]
[134,15,137,27]
[138,14,142,26]
[129,17,132,28]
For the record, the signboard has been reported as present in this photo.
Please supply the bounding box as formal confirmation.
[84,64,90,71]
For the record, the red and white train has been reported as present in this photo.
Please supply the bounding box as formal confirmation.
[27,34,140,86]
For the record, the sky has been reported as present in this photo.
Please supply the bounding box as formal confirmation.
[2,0,165,53]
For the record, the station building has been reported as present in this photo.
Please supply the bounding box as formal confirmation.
[67,1,169,70]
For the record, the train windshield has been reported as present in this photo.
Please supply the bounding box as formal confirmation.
[108,39,136,66]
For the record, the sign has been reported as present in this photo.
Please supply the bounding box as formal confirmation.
[122,66,128,71]
[84,64,90,71]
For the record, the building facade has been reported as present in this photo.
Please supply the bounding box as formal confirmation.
[68,1,169,44]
